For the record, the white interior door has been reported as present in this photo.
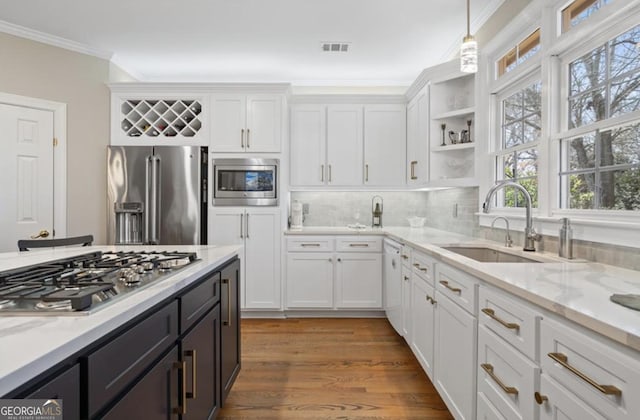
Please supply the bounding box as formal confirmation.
[0,103,54,252]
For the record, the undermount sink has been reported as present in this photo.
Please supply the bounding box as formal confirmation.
[442,246,543,263]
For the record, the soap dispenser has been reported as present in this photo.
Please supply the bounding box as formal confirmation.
[559,218,574,259]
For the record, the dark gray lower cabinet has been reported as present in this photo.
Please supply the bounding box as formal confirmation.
[25,364,80,420]
[181,305,221,420]
[102,347,180,420]
[220,259,241,404]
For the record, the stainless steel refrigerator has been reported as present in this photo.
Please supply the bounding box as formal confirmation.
[107,146,207,245]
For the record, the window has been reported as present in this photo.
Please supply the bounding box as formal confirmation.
[497,29,541,77]
[496,81,542,207]
[560,24,640,210]
[561,0,612,33]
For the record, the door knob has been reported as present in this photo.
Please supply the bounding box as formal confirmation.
[30,230,50,239]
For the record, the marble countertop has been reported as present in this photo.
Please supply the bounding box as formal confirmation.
[0,245,242,396]
[286,226,640,352]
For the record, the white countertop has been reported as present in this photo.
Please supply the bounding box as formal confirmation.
[286,226,640,352]
[0,245,242,396]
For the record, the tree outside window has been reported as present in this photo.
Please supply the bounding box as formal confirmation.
[561,25,640,210]
[496,81,541,207]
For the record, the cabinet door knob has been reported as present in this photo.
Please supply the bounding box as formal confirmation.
[534,392,548,405]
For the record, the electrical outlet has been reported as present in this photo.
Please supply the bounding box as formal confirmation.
[302,203,310,214]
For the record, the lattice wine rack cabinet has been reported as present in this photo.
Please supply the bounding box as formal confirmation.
[120,99,203,138]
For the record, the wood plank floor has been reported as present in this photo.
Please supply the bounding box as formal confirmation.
[218,318,454,420]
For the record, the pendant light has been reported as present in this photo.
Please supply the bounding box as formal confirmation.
[460,0,478,73]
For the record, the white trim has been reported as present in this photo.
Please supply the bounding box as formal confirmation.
[0,92,67,239]
[289,94,407,105]
[478,211,640,248]
[108,82,292,94]
[0,19,112,61]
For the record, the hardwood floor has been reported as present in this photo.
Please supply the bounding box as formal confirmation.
[218,318,454,420]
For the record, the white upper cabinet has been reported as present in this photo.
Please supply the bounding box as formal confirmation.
[290,101,406,188]
[290,105,326,186]
[406,86,429,186]
[211,94,282,152]
[364,104,406,186]
[327,105,363,186]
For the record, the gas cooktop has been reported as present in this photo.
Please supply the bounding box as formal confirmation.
[0,250,198,315]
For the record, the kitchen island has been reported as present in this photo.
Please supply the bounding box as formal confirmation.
[0,244,242,419]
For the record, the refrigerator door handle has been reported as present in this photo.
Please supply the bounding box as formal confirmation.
[144,156,152,244]
[149,155,161,244]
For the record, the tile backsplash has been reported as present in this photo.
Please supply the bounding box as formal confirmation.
[290,187,639,271]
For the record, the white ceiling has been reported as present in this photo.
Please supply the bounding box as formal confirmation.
[0,0,503,85]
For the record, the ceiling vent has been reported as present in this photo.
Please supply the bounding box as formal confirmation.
[321,42,350,52]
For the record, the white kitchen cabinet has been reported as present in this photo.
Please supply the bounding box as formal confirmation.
[477,325,539,420]
[411,275,436,380]
[211,94,282,152]
[401,264,412,338]
[285,235,383,310]
[364,104,406,186]
[209,207,281,309]
[406,86,429,185]
[538,373,606,420]
[286,253,334,308]
[290,105,326,186]
[434,291,478,420]
[327,105,363,186]
[539,317,640,420]
[335,253,382,308]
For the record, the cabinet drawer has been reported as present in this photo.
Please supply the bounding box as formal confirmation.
[400,245,412,267]
[287,236,334,252]
[24,364,80,420]
[411,250,434,285]
[479,285,541,361]
[540,318,640,420]
[538,373,606,420]
[86,301,179,418]
[181,270,220,333]
[435,263,478,315]
[478,325,539,420]
[477,392,508,420]
[335,236,382,252]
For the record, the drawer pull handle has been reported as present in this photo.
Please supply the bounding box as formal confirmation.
[534,392,548,405]
[173,361,188,414]
[401,254,409,260]
[223,278,232,326]
[547,353,622,396]
[440,280,462,294]
[481,363,519,395]
[349,243,369,247]
[185,349,197,399]
[419,267,428,273]
[426,295,436,305]
[481,308,520,331]
[413,263,420,268]
[301,243,321,247]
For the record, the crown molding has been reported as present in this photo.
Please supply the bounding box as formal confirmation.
[0,19,113,60]
[289,94,406,105]
[108,82,292,94]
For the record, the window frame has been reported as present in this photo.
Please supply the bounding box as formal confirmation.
[493,74,543,209]
[497,28,541,77]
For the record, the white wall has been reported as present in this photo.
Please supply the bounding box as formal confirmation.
[0,32,134,244]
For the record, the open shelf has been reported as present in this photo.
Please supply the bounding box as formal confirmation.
[431,142,476,152]
[432,107,475,120]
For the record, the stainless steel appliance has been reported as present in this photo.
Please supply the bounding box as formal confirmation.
[212,158,278,206]
[107,146,207,245]
[0,250,199,315]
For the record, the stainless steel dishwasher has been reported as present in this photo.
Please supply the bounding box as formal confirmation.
[383,238,403,335]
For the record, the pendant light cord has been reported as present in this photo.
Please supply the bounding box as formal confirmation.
[466,0,471,37]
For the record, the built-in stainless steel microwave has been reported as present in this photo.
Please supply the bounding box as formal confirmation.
[212,158,278,206]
